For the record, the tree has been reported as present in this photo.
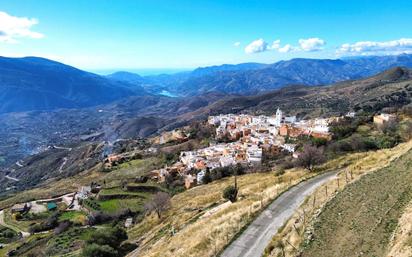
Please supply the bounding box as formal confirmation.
[144,192,171,219]
[203,168,212,184]
[233,163,245,175]
[223,176,238,203]
[297,145,325,171]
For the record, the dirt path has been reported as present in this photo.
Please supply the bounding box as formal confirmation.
[0,210,30,237]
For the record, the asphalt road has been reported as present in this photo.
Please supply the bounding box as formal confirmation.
[220,170,339,257]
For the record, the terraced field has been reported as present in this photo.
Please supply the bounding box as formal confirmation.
[302,149,412,257]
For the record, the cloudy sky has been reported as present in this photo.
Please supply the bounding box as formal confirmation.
[1,0,412,71]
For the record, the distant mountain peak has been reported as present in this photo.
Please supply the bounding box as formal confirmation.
[374,66,412,81]
[0,56,148,114]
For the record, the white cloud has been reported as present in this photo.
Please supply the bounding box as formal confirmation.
[233,42,241,47]
[245,38,268,54]
[269,39,281,50]
[278,44,294,53]
[244,37,326,54]
[337,38,412,55]
[298,37,325,51]
[0,11,44,43]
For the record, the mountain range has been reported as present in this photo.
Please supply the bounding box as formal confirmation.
[2,54,412,114]
[1,66,411,176]
[0,56,149,113]
[109,54,412,96]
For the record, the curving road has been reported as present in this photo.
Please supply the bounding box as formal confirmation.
[220,170,339,257]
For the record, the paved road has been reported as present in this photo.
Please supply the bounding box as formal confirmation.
[221,170,339,257]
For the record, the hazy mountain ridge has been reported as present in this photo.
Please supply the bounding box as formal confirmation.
[0,56,149,113]
[109,54,412,96]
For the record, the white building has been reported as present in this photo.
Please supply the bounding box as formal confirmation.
[196,170,205,183]
[281,144,297,153]
[275,108,283,126]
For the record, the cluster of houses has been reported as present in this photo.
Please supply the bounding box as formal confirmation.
[10,184,100,217]
[150,109,336,189]
[373,113,397,125]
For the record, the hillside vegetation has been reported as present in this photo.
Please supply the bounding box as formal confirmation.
[264,139,412,257]
[301,144,412,257]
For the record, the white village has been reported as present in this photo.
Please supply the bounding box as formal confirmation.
[151,109,340,189]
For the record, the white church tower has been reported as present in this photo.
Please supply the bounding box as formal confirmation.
[275,108,283,126]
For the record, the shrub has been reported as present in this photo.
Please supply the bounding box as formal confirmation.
[223,178,238,203]
[82,243,117,257]
[54,221,72,235]
[202,169,212,184]
[310,137,328,147]
[399,120,412,141]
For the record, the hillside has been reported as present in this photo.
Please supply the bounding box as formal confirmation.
[0,56,148,113]
[301,147,412,257]
[180,66,412,120]
[156,54,412,95]
[107,54,412,96]
[1,67,411,169]
[0,92,225,168]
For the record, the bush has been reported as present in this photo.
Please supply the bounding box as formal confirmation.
[83,226,128,257]
[399,120,412,141]
[87,227,127,249]
[29,212,59,233]
[375,135,398,149]
[310,137,328,147]
[223,184,238,203]
[82,243,117,257]
[202,169,212,184]
[54,221,72,235]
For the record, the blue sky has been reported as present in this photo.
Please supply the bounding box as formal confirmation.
[1,0,412,71]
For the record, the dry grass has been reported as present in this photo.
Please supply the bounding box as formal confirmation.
[125,147,392,257]
[265,140,412,257]
[386,202,412,257]
[127,169,309,257]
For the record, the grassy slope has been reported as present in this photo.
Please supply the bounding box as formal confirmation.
[125,150,382,257]
[301,146,412,257]
[127,170,309,257]
[264,140,412,257]
[387,202,412,257]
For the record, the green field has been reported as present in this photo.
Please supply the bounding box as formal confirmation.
[99,198,147,214]
[302,149,412,257]
[99,187,150,197]
[58,211,87,225]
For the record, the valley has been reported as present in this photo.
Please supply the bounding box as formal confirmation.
[2,2,412,257]
[0,55,412,257]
